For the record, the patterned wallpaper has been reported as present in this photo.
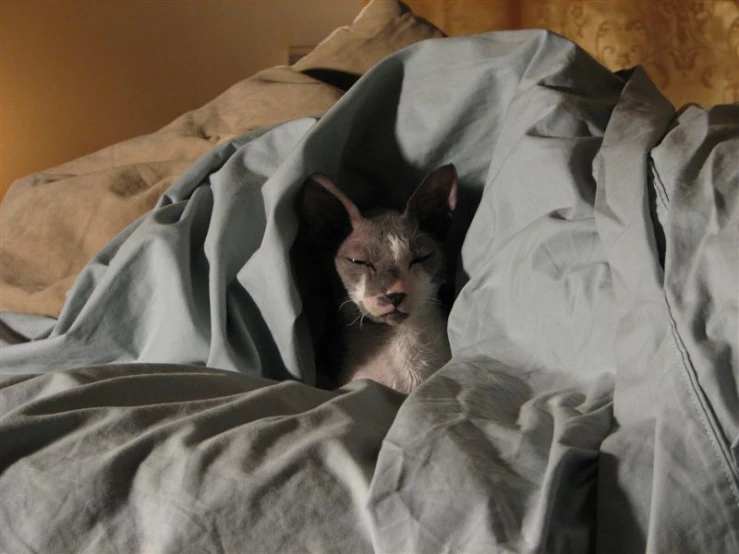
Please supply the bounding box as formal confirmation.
[405,0,739,107]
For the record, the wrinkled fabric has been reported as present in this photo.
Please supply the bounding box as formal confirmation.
[1,30,737,554]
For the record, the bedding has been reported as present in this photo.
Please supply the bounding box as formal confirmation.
[0,0,441,318]
[1,8,739,554]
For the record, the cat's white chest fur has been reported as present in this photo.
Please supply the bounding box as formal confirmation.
[341,307,451,394]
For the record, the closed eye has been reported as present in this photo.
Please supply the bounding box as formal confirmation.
[409,253,432,267]
[345,257,374,269]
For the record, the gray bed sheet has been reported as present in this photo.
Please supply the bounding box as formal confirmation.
[1,30,737,553]
[0,312,56,347]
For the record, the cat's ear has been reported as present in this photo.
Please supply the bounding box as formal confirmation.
[299,173,361,247]
[405,164,458,239]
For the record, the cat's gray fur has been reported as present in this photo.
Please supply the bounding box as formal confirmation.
[300,165,457,393]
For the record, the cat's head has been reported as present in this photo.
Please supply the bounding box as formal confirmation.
[300,165,457,326]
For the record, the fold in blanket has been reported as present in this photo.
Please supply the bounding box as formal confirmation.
[1,30,738,554]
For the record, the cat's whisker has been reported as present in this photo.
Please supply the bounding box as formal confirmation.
[347,311,364,327]
[425,297,446,309]
[337,299,354,312]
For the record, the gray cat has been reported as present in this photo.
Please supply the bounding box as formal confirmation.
[300,165,457,393]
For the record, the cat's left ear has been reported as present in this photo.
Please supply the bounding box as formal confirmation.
[405,164,458,239]
[299,173,361,249]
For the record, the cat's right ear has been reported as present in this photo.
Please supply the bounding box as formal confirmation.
[405,164,458,240]
[299,173,361,248]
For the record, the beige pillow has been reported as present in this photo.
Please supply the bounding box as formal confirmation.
[294,0,444,75]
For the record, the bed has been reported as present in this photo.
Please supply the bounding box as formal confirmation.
[1,1,738,552]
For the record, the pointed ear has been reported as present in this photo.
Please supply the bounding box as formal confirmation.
[299,173,362,248]
[404,164,458,239]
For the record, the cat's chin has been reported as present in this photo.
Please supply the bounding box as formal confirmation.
[377,310,409,326]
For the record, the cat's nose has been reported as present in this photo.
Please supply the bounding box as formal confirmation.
[385,292,406,307]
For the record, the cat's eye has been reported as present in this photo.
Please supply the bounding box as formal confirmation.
[409,253,432,267]
[346,257,374,269]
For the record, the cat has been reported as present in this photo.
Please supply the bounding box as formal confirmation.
[299,164,457,393]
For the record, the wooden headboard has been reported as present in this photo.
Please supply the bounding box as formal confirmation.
[404,0,739,108]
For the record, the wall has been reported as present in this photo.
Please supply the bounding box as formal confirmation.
[0,0,363,199]
[407,0,739,108]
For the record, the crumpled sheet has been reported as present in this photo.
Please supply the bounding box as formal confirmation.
[1,30,737,553]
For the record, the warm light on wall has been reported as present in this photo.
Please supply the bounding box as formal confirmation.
[404,0,739,108]
[4,0,737,201]
[0,0,363,200]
